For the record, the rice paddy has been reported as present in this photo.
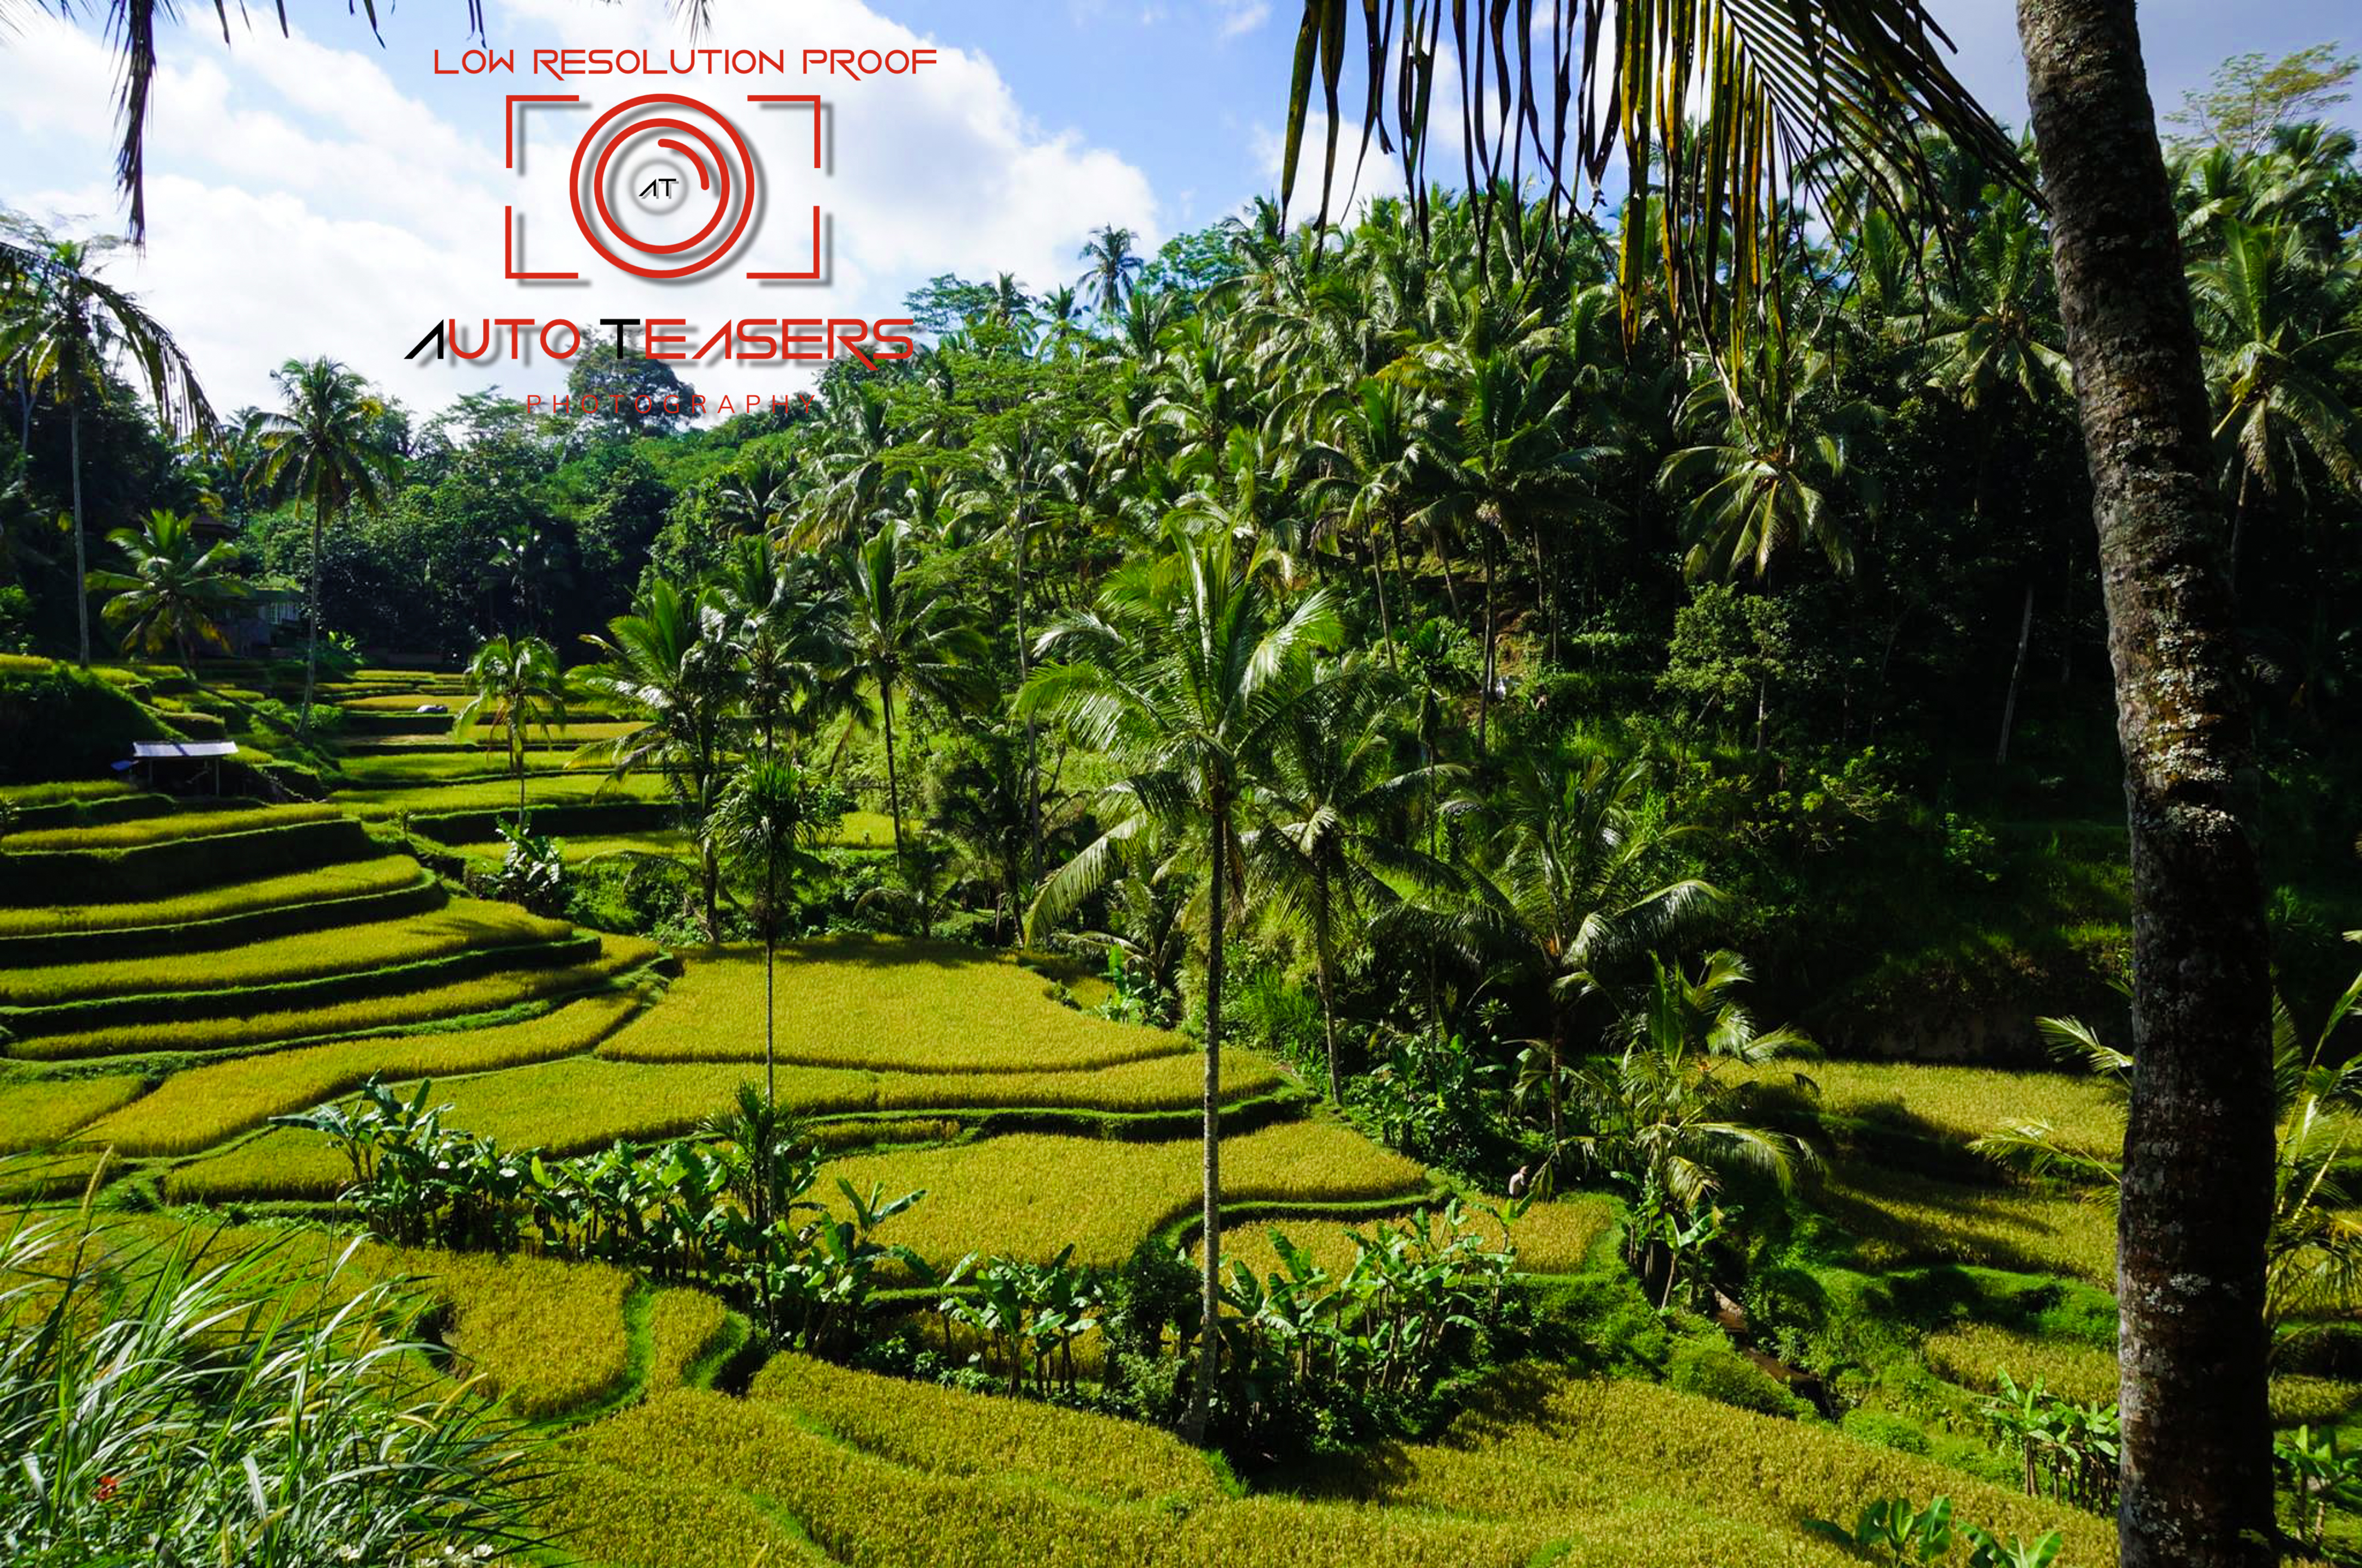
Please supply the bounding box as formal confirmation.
[595,941,1182,1074]
[1736,1058,2125,1160]
[0,855,428,938]
[0,1075,148,1152]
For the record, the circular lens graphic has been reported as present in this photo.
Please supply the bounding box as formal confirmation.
[568,94,758,279]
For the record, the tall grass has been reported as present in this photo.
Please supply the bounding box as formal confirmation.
[0,1212,545,1566]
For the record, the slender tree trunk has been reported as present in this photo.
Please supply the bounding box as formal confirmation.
[1184,807,1227,1445]
[2017,6,2276,1565]
[1547,1015,1565,1161]
[69,401,89,669]
[1479,532,1497,750]
[1017,498,1041,880]
[1314,872,1341,1104]
[1996,581,2036,766]
[765,925,777,1106]
[300,492,324,735]
[880,676,905,869]
[1753,670,1769,756]
[1368,526,1397,672]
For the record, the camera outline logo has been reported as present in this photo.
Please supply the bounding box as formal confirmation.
[502,91,825,281]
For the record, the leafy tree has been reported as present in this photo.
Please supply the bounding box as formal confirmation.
[1076,225,1146,319]
[1022,520,1340,1441]
[2168,44,2360,156]
[0,213,212,667]
[566,339,697,437]
[86,508,247,678]
[256,357,398,732]
[459,633,567,831]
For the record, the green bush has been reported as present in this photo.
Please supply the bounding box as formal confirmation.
[1667,1337,1814,1420]
[0,659,173,781]
[1839,1408,1933,1455]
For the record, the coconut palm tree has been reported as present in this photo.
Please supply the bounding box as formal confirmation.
[825,521,986,868]
[87,509,248,679]
[579,578,739,938]
[255,357,397,733]
[711,755,835,1105]
[1403,749,1716,1161]
[1573,949,1816,1308]
[0,212,212,667]
[1020,518,1341,1442]
[1076,225,1145,320]
[459,634,567,832]
[1273,6,2284,1552]
[1244,660,1458,1102]
[2187,217,2362,582]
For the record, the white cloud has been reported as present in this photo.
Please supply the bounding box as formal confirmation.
[1214,1,1271,41]
[0,1,1162,416]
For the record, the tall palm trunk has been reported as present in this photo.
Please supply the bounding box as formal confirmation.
[300,492,324,734]
[1367,524,1397,672]
[1478,530,1497,750]
[1185,804,1228,1445]
[880,675,906,868]
[1017,503,1041,879]
[69,399,89,668]
[2017,4,2276,1564]
[1313,866,1341,1104]
[1995,582,2035,766]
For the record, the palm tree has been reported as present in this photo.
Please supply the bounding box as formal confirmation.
[458,634,567,832]
[1244,660,1456,1101]
[1075,225,1145,319]
[255,357,396,733]
[2187,217,2362,583]
[711,756,834,1105]
[1407,749,1715,1160]
[1572,949,1816,1308]
[0,213,212,667]
[826,522,986,869]
[86,509,248,679]
[1020,519,1340,1442]
[1272,7,2282,1553]
[579,578,739,937]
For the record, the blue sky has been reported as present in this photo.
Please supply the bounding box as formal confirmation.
[1,1,2352,416]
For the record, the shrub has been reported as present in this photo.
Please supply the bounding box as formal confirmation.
[1840,1408,1934,1456]
[0,658,173,782]
[1667,1337,1813,1420]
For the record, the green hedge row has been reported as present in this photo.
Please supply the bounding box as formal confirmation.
[0,869,445,969]
[0,817,376,906]
[0,932,603,1040]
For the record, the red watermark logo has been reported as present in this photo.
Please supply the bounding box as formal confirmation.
[503,91,823,281]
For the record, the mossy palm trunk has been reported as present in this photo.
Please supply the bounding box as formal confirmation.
[2017,3,2277,1563]
[1186,803,1228,1444]
[880,677,905,868]
[301,492,324,735]
[69,400,88,669]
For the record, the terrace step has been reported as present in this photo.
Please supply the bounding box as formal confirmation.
[3,793,178,832]
[0,866,445,968]
[0,932,604,1040]
[0,816,378,905]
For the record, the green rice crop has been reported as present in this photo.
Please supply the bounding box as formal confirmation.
[0,898,576,1006]
[538,1461,821,1568]
[455,830,695,866]
[2269,1376,2362,1426]
[823,1123,1430,1267]
[1734,1059,2123,1159]
[10,935,661,1061]
[332,750,577,786]
[1922,1321,2119,1404]
[0,854,428,939]
[569,1389,1547,1568]
[413,1246,637,1419]
[1823,1162,2119,1286]
[1204,1194,1615,1284]
[750,1352,1224,1505]
[0,1149,117,1200]
[71,992,646,1156]
[596,941,1181,1074]
[338,771,672,819]
[0,1075,148,1152]
[1302,1367,2117,1567]
[645,1289,737,1396]
[2,803,339,852]
[0,780,136,807]
[162,1130,349,1202]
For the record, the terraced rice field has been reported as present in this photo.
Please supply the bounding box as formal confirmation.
[596,941,1181,1073]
